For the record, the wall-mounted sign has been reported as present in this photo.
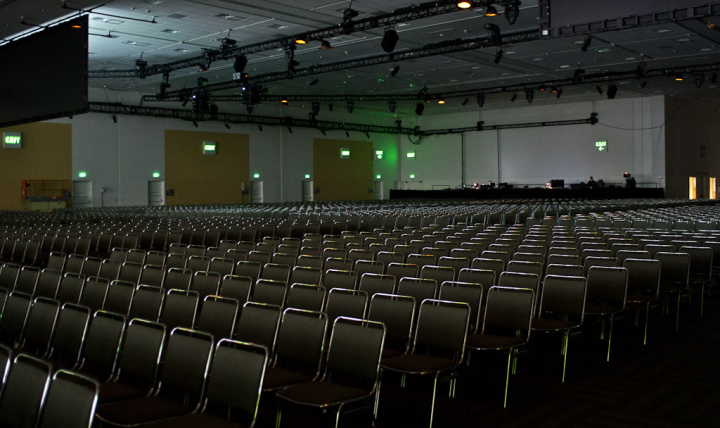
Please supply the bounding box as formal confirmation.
[203,141,217,154]
[3,132,21,148]
[595,141,608,152]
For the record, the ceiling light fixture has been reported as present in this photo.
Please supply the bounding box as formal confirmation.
[438,97,446,104]
[415,102,425,115]
[457,1,472,9]
[596,86,604,95]
[695,73,705,88]
[511,93,517,102]
[320,40,331,49]
[391,63,400,77]
[504,1,520,25]
[233,54,248,73]
[607,84,618,99]
[295,37,308,45]
[381,27,399,53]
[347,101,355,113]
[526,89,534,103]
[485,5,498,16]
[281,98,289,106]
[675,73,684,81]
[581,35,592,52]
[388,101,397,113]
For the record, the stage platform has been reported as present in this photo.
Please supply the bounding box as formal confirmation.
[389,187,664,200]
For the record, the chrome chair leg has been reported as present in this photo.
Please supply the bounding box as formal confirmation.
[562,332,569,383]
[374,372,383,418]
[644,302,650,345]
[504,348,513,409]
[600,318,606,340]
[606,315,614,362]
[676,293,681,331]
[275,402,283,428]
[430,374,439,428]
[701,282,705,319]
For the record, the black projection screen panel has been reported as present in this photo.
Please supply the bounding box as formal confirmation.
[549,0,711,28]
[0,16,88,128]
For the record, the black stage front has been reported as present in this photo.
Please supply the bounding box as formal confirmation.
[389,187,664,200]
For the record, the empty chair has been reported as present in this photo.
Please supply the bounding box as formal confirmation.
[325,288,369,323]
[207,257,234,277]
[547,254,581,266]
[13,266,40,295]
[190,271,221,302]
[247,251,272,265]
[290,266,322,286]
[57,273,85,305]
[98,259,122,282]
[225,249,249,263]
[532,275,587,382]
[506,261,543,277]
[20,297,60,357]
[680,246,713,318]
[37,369,100,428]
[109,248,129,263]
[164,253,188,270]
[367,293,415,359]
[47,252,67,272]
[34,269,63,300]
[80,310,127,381]
[623,258,661,345]
[195,296,239,340]
[386,263,419,285]
[0,292,33,348]
[104,280,136,316]
[616,250,651,265]
[272,253,297,268]
[323,269,358,290]
[139,264,165,287]
[545,264,584,277]
[376,251,405,271]
[471,258,504,280]
[0,354,53,428]
[186,255,211,273]
[95,328,214,426]
[146,251,167,266]
[186,244,206,257]
[645,244,676,258]
[252,279,287,307]
[296,255,323,268]
[655,252,691,331]
[205,247,225,260]
[263,309,327,392]
[235,261,262,283]
[81,257,103,278]
[219,275,252,304]
[261,263,292,284]
[397,277,438,322]
[355,260,385,277]
[420,265,455,285]
[79,277,110,313]
[439,281,484,332]
[438,256,470,279]
[161,289,199,332]
[380,299,470,427]
[235,302,282,355]
[348,248,374,264]
[324,257,354,272]
[163,267,193,291]
[481,250,511,267]
[498,272,540,313]
[583,256,619,271]
[46,303,91,369]
[128,285,165,322]
[359,273,396,297]
[286,284,326,312]
[126,249,147,265]
[275,317,385,428]
[465,286,535,408]
[65,254,85,275]
[584,267,629,361]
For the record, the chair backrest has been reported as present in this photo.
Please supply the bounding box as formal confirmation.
[115,319,166,394]
[47,252,67,272]
[439,281,483,333]
[187,256,211,273]
[14,266,41,295]
[396,277,438,316]
[65,255,85,275]
[81,257,103,278]
[0,354,52,428]
[139,265,166,287]
[146,251,168,266]
[413,299,470,362]
[0,291,33,347]
[203,340,268,426]
[78,310,125,382]
[235,261,262,282]
[35,269,63,300]
[252,279,288,307]
[195,296,239,340]
[104,280,136,316]
[165,253,188,270]
[586,266,629,307]
[48,303,91,367]
[323,269,358,290]
[420,265,455,284]
[367,293,415,353]
[296,255,323,268]
[679,246,713,278]
[655,252,690,285]
[325,288,369,323]
[358,273,396,297]
[538,275,587,323]
[21,297,61,356]
[98,259,121,282]
[583,256,619,271]
[191,271,222,302]
[219,275,252,304]
[506,261,543,277]
[57,273,85,304]
[623,258,661,297]
[286,284,327,312]
[162,289,199,332]
[386,262,419,284]
[273,309,327,375]
[498,272,540,313]
[482,286,535,339]
[324,317,385,390]
[126,249,147,265]
[37,369,99,428]
[128,285,165,322]
[118,262,143,284]
[79,277,109,314]
[235,302,282,355]
[290,266,322,286]
[157,328,214,407]
[164,267,193,291]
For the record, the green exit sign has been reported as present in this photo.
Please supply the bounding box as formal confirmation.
[596,141,608,152]
[3,132,21,149]
[203,141,217,154]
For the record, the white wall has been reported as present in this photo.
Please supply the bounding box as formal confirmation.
[399,96,666,190]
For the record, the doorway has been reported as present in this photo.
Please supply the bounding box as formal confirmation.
[251,181,264,204]
[72,181,92,208]
[148,181,165,206]
[302,180,314,202]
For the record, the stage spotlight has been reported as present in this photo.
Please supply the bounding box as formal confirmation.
[674,73,684,81]
[192,121,198,128]
[112,115,117,123]
[505,2,520,25]
[484,23,501,45]
[494,48,503,64]
[225,123,230,129]
[388,101,397,113]
[581,36,592,52]
[437,97,446,104]
[511,93,517,102]
[288,127,293,133]
[381,28,399,53]
[312,102,320,114]
[556,89,563,99]
[457,1,472,9]
[391,63,400,77]
[233,55,248,73]
[462,98,469,106]
[640,81,647,88]
[346,131,350,137]
[281,98,289,107]
[695,73,705,88]
[309,77,319,86]
[294,36,307,45]
[607,84,618,99]
[485,5,498,16]
[320,40,331,49]
[415,102,425,115]
[596,86,603,95]
[525,89,534,104]
[347,102,355,113]
[551,86,558,93]
[477,94,485,107]
[366,132,370,138]
[572,68,585,84]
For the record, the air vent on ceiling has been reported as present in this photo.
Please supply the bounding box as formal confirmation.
[161,29,179,33]
[268,23,288,29]
[92,17,124,24]
[173,48,190,52]
[215,13,246,21]
[166,13,187,19]
[122,41,151,47]
[676,37,693,42]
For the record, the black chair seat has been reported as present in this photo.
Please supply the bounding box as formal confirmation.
[381,353,455,375]
[97,396,192,425]
[263,367,313,391]
[584,303,623,316]
[465,333,526,351]
[531,317,580,332]
[625,292,657,304]
[277,381,370,407]
[98,382,147,404]
[381,348,403,360]
[143,413,248,428]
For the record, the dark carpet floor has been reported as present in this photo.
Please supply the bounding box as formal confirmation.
[258,295,720,428]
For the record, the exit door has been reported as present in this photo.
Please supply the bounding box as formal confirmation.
[73,181,92,208]
[373,180,384,200]
[302,180,314,202]
[148,181,165,206]
[251,181,264,204]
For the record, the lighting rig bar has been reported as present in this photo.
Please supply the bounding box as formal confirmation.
[87,0,512,80]
[191,60,720,104]
[88,102,596,136]
[144,29,539,102]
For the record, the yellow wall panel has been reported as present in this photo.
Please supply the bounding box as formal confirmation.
[165,130,249,205]
[313,138,373,201]
[0,123,72,211]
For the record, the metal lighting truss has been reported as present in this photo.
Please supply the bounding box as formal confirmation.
[87,0,516,79]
